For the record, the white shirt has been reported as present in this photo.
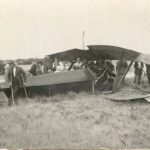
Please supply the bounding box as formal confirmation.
[137,62,142,69]
[55,62,65,72]
[13,67,16,77]
[73,62,82,69]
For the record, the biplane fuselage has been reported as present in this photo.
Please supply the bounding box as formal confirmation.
[0,68,97,102]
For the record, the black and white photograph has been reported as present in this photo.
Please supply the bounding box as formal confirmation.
[0,0,150,149]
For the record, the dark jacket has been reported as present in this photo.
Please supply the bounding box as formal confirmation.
[7,66,27,88]
[116,60,128,75]
[134,62,144,75]
[29,64,37,76]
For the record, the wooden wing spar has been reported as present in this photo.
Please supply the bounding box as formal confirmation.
[87,45,140,60]
[47,46,150,64]
[47,48,94,61]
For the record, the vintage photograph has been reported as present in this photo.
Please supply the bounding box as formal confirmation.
[0,0,150,149]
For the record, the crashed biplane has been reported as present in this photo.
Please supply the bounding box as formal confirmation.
[0,45,150,105]
[88,45,140,92]
[0,48,96,105]
[88,45,150,101]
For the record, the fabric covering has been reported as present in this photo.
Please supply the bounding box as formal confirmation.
[101,86,150,101]
[48,48,94,61]
[48,46,150,64]
[88,45,140,60]
[0,69,97,89]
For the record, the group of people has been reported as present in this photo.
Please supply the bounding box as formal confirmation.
[28,57,88,76]
[29,61,48,76]
[4,57,89,106]
[3,57,150,106]
[90,59,150,91]
[133,62,150,86]
[116,60,150,87]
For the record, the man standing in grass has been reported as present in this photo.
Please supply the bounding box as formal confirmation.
[113,59,128,91]
[4,63,10,84]
[7,61,27,105]
[29,61,37,76]
[134,61,144,85]
[146,64,150,86]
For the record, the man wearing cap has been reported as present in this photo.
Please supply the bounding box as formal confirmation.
[29,61,37,76]
[115,59,128,84]
[4,63,10,84]
[146,64,150,86]
[7,61,27,105]
[134,61,144,85]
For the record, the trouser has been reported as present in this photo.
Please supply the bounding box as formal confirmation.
[9,85,24,105]
[114,73,125,85]
[147,73,150,85]
[146,65,150,85]
[134,74,142,85]
[113,72,125,91]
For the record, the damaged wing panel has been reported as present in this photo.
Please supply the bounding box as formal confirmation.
[101,87,150,101]
[0,69,97,89]
[88,45,140,60]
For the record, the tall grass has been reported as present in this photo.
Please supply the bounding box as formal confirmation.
[0,91,150,148]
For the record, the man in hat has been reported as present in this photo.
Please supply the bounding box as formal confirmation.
[4,63,10,84]
[29,61,37,76]
[36,61,44,75]
[113,59,128,92]
[134,61,144,85]
[7,61,27,105]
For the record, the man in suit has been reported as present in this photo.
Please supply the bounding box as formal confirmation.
[29,61,37,76]
[7,61,27,105]
[115,60,128,84]
[4,63,10,84]
[112,59,128,91]
[134,61,144,85]
[146,64,150,85]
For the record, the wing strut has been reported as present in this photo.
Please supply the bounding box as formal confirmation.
[113,60,134,93]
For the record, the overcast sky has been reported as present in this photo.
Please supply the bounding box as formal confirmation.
[0,0,150,59]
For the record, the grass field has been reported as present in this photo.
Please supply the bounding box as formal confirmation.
[0,63,149,148]
[0,91,150,149]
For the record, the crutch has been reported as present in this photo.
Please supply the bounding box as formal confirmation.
[21,74,28,98]
[10,83,15,105]
[23,83,28,98]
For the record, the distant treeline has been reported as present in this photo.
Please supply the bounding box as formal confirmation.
[16,58,44,65]
[0,58,43,65]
